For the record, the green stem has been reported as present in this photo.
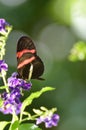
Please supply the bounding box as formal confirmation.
[9,111,19,130]
[1,71,9,93]
[20,114,40,123]
[21,117,30,122]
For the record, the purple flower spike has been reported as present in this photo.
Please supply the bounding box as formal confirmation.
[0,101,22,115]
[0,72,32,115]
[8,76,22,88]
[8,72,32,90]
[0,60,8,72]
[44,114,60,128]
[0,90,22,115]
[8,72,23,89]
[21,80,32,90]
[36,113,60,128]
[36,116,44,125]
[0,18,9,33]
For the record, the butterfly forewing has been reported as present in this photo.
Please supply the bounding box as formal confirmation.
[17,36,44,80]
[17,36,36,53]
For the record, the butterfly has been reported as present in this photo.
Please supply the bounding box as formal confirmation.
[16,36,44,80]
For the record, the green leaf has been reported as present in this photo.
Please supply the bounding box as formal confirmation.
[9,120,19,130]
[19,123,41,130]
[0,121,10,130]
[20,87,55,121]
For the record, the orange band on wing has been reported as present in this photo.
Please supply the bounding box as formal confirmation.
[17,49,36,58]
[17,56,35,69]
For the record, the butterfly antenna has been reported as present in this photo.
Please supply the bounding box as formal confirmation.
[28,63,33,81]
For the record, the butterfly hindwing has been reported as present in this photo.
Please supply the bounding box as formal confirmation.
[17,54,44,80]
[31,55,44,79]
[17,36,44,80]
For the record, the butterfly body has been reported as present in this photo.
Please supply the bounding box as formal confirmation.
[17,36,44,80]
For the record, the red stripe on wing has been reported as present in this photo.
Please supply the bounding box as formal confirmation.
[17,56,35,69]
[17,49,36,58]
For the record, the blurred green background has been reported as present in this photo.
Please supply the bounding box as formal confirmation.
[0,0,86,130]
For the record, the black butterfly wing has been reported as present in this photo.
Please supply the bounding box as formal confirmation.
[17,36,44,80]
[31,55,44,79]
[17,36,36,53]
[17,53,32,79]
[18,54,44,79]
[17,53,44,80]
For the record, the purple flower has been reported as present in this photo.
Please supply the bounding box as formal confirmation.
[8,72,22,88]
[8,72,32,90]
[44,114,60,128]
[0,18,9,33]
[21,80,32,90]
[36,114,60,128]
[0,60,8,72]
[0,100,22,115]
[36,116,44,124]
[0,72,32,115]
[11,87,21,98]
[0,91,22,115]
[11,72,18,77]
[8,76,22,89]
[1,92,10,100]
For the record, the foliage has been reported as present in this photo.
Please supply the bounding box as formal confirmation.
[68,41,86,61]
